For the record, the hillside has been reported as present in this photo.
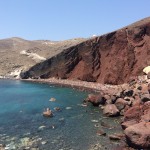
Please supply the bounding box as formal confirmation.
[0,37,85,77]
[20,17,150,84]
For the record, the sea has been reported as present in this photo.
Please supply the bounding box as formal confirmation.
[0,79,123,150]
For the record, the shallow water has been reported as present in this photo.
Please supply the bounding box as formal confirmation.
[0,79,124,150]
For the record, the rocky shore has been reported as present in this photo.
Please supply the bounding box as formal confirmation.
[22,74,150,149]
[86,75,150,149]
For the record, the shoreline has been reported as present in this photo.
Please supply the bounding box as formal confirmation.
[21,78,129,95]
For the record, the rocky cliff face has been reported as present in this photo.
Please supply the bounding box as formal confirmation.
[21,17,150,84]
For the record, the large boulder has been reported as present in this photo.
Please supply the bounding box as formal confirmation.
[123,103,141,122]
[103,104,119,117]
[86,94,106,106]
[125,122,150,149]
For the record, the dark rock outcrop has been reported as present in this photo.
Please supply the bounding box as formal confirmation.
[21,17,150,84]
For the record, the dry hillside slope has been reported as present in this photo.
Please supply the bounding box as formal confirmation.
[0,37,85,77]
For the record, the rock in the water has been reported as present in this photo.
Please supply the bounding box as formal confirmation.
[41,141,47,145]
[49,97,56,102]
[103,104,119,117]
[38,125,46,130]
[43,108,53,117]
[86,94,106,106]
[100,121,111,128]
[65,107,72,110]
[54,107,61,111]
[91,120,99,123]
[125,122,150,149]
[108,134,122,140]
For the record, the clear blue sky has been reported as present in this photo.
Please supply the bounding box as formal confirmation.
[0,0,150,41]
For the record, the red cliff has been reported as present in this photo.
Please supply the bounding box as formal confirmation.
[21,17,150,84]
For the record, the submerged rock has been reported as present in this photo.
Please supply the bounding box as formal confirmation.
[49,97,56,102]
[41,141,47,145]
[91,120,99,123]
[100,121,111,128]
[108,134,122,140]
[90,143,102,150]
[96,130,106,136]
[65,107,72,110]
[38,126,46,130]
[54,107,61,111]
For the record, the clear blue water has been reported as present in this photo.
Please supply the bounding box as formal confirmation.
[0,79,123,150]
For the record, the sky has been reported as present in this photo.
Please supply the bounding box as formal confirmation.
[0,0,150,41]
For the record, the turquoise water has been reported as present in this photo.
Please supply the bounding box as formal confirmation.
[0,79,123,150]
